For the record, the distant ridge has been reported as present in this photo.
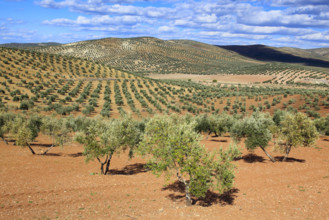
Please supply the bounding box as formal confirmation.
[22,36,329,77]
[308,48,329,59]
[0,42,61,49]
[218,45,329,68]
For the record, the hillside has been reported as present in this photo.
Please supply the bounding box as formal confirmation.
[308,48,329,59]
[0,42,61,49]
[219,45,329,68]
[35,37,264,75]
[276,47,329,61]
[32,37,329,86]
[0,47,328,118]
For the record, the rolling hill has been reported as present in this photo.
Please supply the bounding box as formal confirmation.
[31,37,329,85]
[0,42,61,49]
[0,46,328,118]
[35,37,265,75]
[219,45,329,68]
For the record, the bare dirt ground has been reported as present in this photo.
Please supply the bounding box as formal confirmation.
[0,134,328,219]
[148,74,273,84]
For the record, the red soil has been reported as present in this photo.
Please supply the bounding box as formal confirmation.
[0,135,328,219]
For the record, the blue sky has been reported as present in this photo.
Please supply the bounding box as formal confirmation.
[1,0,329,48]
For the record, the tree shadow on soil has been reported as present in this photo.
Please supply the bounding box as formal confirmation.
[109,163,148,175]
[274,156,305,163]
[162,180,239,207]
[210,139,228,143]
[234,153,265,163]
[40,153,62,157]
[68,152,83,157]
[37,152,83,157]
[30,143,53,148]
[5,139,18,145]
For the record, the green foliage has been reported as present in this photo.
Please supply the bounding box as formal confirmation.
[65,115,92,132]
[16,122,34,149]
[75,115,142,175]
[306,110,321,118]
[231,112,273,150]
[7,114,42,154]
[40,116,71,154]
[139,114,238,206]
[314,115,329,135]
[0,112,16,143]
[19,100,31,110]
[194,114,211,133]
[272,109,288,126]
[210,113,235,137]
[231,112,276,162]
[278,112,319,161]
[194,113,235,137]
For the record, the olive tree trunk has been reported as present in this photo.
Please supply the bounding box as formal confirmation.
[176,170,192,206]
[43,144,55,155]
[282,145,292,162]
[260,146,276,162]
[27,144,36,155]
[104,154,112,175]
[97,153,113,175]
[185,184,192,206]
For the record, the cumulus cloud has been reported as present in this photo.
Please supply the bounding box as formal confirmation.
[44,15,144,27]
[195,14,217,23]
[271,0,329,6]
[299,32,329,42]
[36,0,76,9]
[158,26,175,33]
[32,0,329,48]
[238,8,329,28]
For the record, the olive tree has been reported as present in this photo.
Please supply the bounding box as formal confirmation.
[40,116,71,155]
[65,115,92,133]
[0,112,16,144]
[314,115,329,135]
[139,114,240,206]
[231,112,276,162]
[279,112,319,162]
[8,114,42,154]
[0,114,5,144]
[194,113,235,137]
[75,115,142,175]
[211,113,236,137]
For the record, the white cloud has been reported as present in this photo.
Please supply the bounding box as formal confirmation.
[0,29,36,41]
[158,26,175,32]
[44,15,144,27]
[221,32,268,40]
[32,0,329,48]
[199,31,220,36]
[36,0,77,9]
[271,0,328,6]
[195,14,217,23]
[238,8,329,28]
[299,32,329,42]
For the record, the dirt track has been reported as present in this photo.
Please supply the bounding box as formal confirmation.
[0,135,328,219]
[148,74,273,84]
